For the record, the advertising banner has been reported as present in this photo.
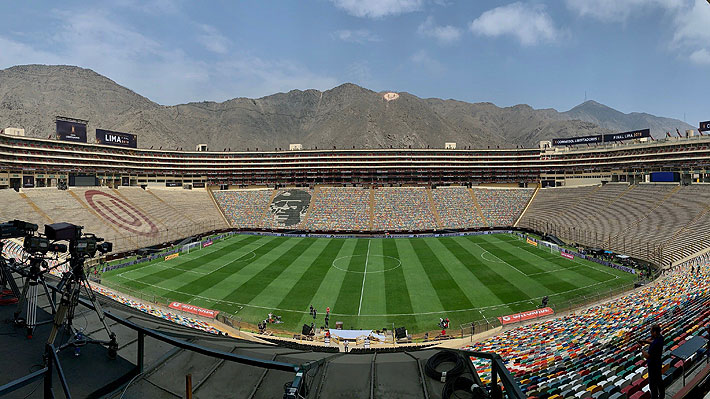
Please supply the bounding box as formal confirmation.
[96,129,137,148]
[700,121,710,132]
[22,175,35,188]
[165,253,179,261]
[553,129,651,146]
[168,301,219,318]
[56,120,87,143]
[498,307,554,325]
[202,240,213,248]
[602,129,651,142]
[552,134,602,146]
[561,252,574,260]
[526,238,538,247]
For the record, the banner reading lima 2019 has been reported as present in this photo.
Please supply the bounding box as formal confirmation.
[96,129,138,148]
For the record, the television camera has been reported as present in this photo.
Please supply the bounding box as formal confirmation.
[0,220,117,358]
[43,222,118,358]
[0,220,67,337]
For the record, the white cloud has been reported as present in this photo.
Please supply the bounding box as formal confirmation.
[567,0,710,67]
[0,7,337,104]
[470,2,561,46]
[332,29,381,44]
[329,0,423,18]
[410,49,445,74]
[689,49,710,65]
[565,0,683,22]
[197,24,230,54]
[417,16,461,44]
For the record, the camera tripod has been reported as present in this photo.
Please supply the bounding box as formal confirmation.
[47,254,118,359]
[13,255,58,338]
[0,242,20,303]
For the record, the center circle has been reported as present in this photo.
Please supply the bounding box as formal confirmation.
[331,254,402,274]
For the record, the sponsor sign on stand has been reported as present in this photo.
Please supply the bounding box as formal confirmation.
[497,307,554,325]
[561,252,574,260]
[165,253,179,261]
[699,121,710,132]
[202,240,213,248]
[526,238,538,247]
[168,302,219,318]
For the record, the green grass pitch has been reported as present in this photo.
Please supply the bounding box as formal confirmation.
[101,233,636,334]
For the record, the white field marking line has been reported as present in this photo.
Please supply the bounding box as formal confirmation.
[201,239,273,276]
[112,272,618,317]
[357,239,371,316]
[468,240,527,276]
[525,264,588,277]
[115,235,247,278]
[480,251,504,263]
[331,254,402,273]
[508,239,618,279]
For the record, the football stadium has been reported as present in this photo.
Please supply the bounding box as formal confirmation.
[1,125,710,398]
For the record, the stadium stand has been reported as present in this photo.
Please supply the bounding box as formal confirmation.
[474,187,535,227]
[146,188,228,229]
[304,186,371,231]
[431,186,485,229]
[372,187,437,231]
[261,188,314,229]
[466,261,710,398]
[519,183,710,266]
[213,189,273,229]
[7,187,227,253]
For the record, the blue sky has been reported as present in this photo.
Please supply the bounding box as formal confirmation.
[0,0,708,125]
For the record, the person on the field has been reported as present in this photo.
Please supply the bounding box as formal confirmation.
[313,308,317,320]
[641,324,665,399]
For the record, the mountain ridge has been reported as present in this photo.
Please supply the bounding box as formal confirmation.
[0,65,694,150]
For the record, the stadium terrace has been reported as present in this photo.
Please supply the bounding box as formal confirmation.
[2,129,710,398]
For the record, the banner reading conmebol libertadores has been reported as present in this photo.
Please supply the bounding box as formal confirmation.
[56,120,87,143]
[497,307,554,325]
[168,301,219,318]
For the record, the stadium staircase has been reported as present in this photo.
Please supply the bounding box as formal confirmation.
[368,187,375,230]
[426,187,444,229]
[514,184,539,228]
[207,186,232,227]
[469,187,489,226]
[17,192,53,224]
[298,185,319,229]
[260,189,279,227]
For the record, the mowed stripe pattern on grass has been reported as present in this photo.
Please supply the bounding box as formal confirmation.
[103,233,635,333]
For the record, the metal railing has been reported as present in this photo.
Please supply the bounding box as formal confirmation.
[0,282,319,399]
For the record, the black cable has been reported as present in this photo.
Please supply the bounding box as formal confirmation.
[425,350,466,383]
[21,364,45,399]
[442,375,490,399]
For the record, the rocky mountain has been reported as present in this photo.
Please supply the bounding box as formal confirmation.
[0,65,693,150]
[560,100,694,138]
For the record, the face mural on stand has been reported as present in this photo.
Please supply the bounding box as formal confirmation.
[269,189,311,227]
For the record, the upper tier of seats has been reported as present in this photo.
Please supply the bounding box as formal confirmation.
[465,261,710,399]
[519,183,710,265]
